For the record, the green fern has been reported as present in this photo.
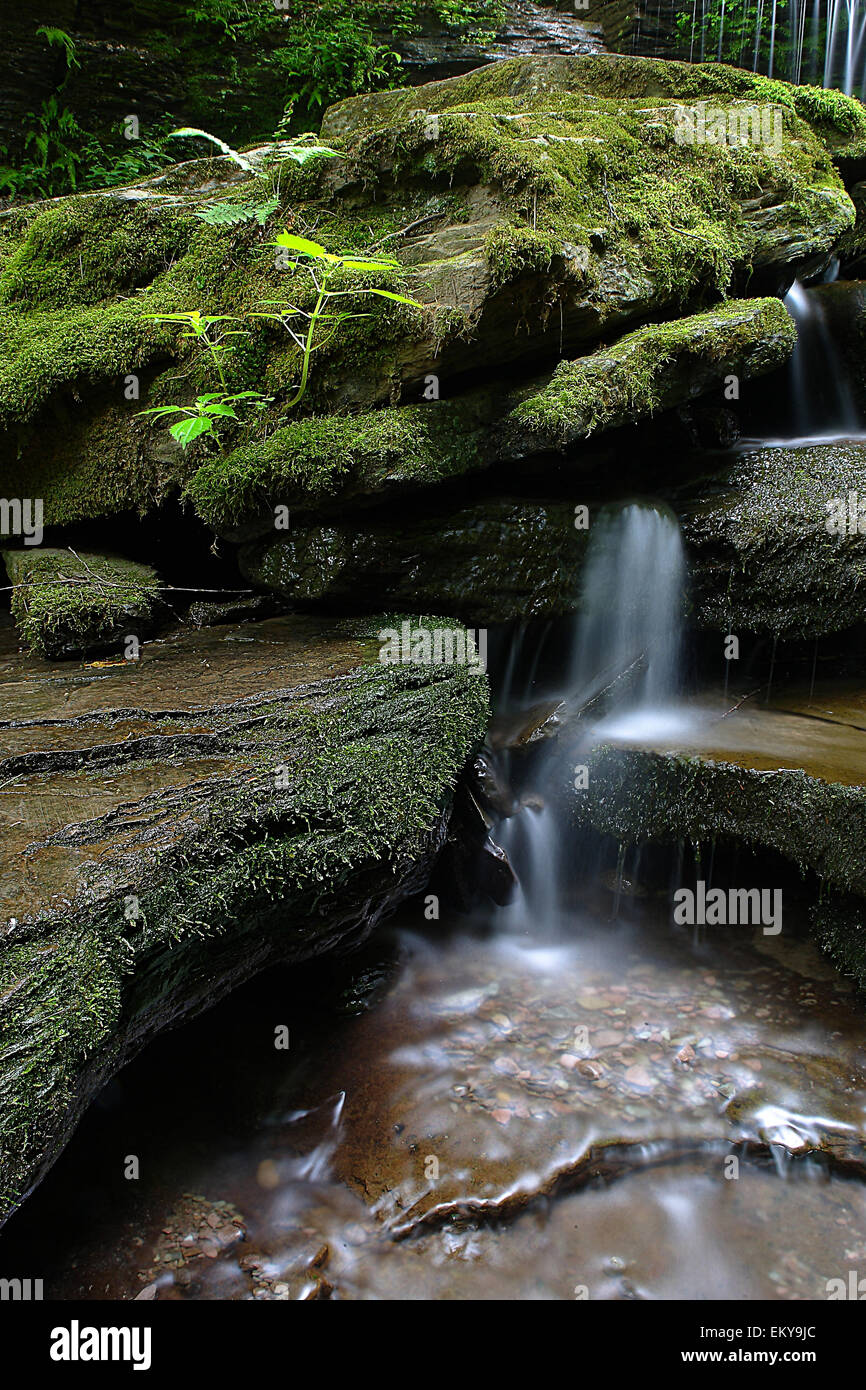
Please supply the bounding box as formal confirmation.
[195,195,280,227]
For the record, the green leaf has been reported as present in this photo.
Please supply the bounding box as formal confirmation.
[169,416,215,447]
[273,232,328,259]
[336,257,401,272]
[281,145,339,165]
[167,127,254,172]
[365,288,424,307]
[195,195,280,227]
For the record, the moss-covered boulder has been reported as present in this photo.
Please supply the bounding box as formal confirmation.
[0,612,488,1224]
[0,55,860,531]
[2,548,160,659]
[682,440,866,638]
[504,297,796,456]
[187,296,795,536]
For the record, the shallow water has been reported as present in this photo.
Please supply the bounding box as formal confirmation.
[4,889,866,1301]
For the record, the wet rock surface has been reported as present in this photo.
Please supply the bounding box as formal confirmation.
[208,297,793,543]
[0,614,488,1225]
[682,439,866,638]
[380,0,604,84]
[565,683,866,976]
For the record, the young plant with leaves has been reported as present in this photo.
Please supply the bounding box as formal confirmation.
[138,312,271,447]
[255,233,423,409]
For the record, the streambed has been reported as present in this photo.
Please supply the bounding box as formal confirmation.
[3,888,866,1300]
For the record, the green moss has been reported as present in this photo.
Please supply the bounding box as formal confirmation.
[324,53,866,145]
[813,892,866,989]
[338,84,851,312]
[0,198,194,310]
[570,743,866,897]
[0,54,856,528]
[0,614,489,1219]
[513,297,796,442]
[185,399,486,528]
[683,440,866,638]
[3,548,160,658]
[0,926,120,1225]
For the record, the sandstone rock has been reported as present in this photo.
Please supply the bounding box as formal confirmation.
[0,613,488,1224]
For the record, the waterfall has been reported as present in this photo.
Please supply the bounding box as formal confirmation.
[496,503,686,926]
[638,0,866,98]
[571,503,685,729]
[824,0,866,93]
[779,280,861,440]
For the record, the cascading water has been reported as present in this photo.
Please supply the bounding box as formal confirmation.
[496,502,687,924]
[570,503,686,731]
[635,0,866,98]
[824,0,866,92]
[779,280,861,440]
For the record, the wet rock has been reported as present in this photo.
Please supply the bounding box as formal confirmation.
[564,687,866,974]
[185,593,279,628]
[0,613,488,1225]
[380,0,604,85]
[2,548,160,659]
[239,497,586,623]
[2,57,857,539]
[196,298,794,538]
[682,440,866,638]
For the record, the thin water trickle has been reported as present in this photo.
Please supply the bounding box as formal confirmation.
[497,501,689,927]
[664,0,866,97]
[782,280,862,440]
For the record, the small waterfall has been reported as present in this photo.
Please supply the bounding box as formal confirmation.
[780,280,861,440]
[637,0,866,98]
[824,0,866,93]
[496,503,686,926]
[571,503,685,716]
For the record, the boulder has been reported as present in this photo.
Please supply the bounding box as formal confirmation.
[187,297,795,536]
[0,56,859,531]
[560,686,866,976]
[238,497,586,622]
[2,548,160,659]
[682,440,866,638]
[0,613,488,1224]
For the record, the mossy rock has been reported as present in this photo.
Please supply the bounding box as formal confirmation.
[238,497,587,621]
[322,52,866,149]
[681,440,866,639]
[506,296,796,453]
[562,722,866,982]
[2,548,160,659]
[0,56,858,528]
[188,296,795,534]
[0,612,489,1224]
